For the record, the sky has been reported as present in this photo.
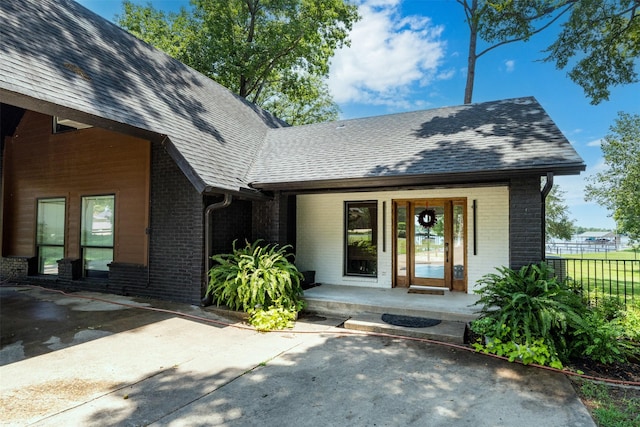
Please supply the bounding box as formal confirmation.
[77,0,640,230]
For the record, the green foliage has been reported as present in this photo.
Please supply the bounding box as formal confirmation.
[248,305,298,332]
[455,1,639,104]
[544,0,640,105]
[474,263,640,366]
[585,112,640,244]
[617,301,640,341]
[117,0,359,125]
[455,0,575,103]
[473,263,588,364]
[207,240,305,331]
[570,311,634,365]
[578,380,640,427]
[545,186,575,241]
[472,324,564,369]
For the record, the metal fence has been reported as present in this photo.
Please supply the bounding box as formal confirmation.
[547,256,639,307]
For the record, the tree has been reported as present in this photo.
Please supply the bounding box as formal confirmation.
[585,112,640,242]
[546,186,575,241]
[544,0,640,105]
[455,1,639,105]
[456,0,574,104]
[117,0,359,125]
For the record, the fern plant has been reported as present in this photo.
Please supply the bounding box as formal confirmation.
[473,262,588,364]
[207,240,305,330]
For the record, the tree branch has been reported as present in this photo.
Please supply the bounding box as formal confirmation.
[476,3,574,59]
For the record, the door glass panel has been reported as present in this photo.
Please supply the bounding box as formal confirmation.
[453,203,465,280]
[82,195,115,277]
[414,205,444,279]
[396,205,406,278]
[36,198,66,275]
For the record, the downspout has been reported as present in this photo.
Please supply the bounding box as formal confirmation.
[201,193,232,306]
[541,172,554,261]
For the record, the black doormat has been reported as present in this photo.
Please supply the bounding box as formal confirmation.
[381,313,442,328]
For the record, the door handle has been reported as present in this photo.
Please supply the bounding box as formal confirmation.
[445,242,449,263]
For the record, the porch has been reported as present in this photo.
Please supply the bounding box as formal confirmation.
[302,284,481,323]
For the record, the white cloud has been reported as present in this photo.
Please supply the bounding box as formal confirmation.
[586,138,603,147]
[328,0,446,108]
[504,59,515,73]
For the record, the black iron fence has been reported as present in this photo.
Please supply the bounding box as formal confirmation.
[547,256,639,307]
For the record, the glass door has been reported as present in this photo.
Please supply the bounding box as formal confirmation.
[393,199,466,291]
[412,203,446,286]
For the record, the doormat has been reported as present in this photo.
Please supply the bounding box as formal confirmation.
[381,313,441,328]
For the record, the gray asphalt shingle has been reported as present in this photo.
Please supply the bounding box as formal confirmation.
[249,97,585,188]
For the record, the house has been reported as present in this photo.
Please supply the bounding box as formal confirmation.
[0,0,585,304]
[578,231,617,243]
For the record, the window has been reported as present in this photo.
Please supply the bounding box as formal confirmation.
[81,195,114,278]
[345,201,377,277]
[36,198,66,275]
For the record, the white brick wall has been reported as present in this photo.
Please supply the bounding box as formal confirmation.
[296,187,509,293]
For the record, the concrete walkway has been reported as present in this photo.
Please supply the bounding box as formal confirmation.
[0,286,595,426]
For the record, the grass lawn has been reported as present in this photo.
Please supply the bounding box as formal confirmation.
[548,250,640,302]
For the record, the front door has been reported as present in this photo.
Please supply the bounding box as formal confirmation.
[393,199,466,291]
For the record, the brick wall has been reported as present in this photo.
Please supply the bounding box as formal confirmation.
[142,142,205,304]
[252,193,295,247]
[509,176,543,269]
[208,197,252,255]
[0,256,37,279]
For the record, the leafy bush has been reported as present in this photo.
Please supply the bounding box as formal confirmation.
[248,306,298,332]
[473,324,564,369]
[472,263,640,367]
[473,262,588,364]
[570,302,640,364]
[617,301,640,342]
[207,240,305,331]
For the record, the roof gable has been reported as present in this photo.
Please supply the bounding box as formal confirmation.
[250,97,585,190]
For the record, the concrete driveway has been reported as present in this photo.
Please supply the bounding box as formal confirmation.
[0,285,595,426]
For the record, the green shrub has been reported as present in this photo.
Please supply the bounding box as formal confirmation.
[617,301,640,342]
[472,324,564,369]
[207,240,305,330]
[248,306,298,332]
[473,262,588,364]
[570,304,640,364]
[571,311,631,364]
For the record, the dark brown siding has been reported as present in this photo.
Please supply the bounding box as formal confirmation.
[2,111,150,265]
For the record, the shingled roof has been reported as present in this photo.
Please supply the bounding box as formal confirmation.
[250,97,585,190]
[1,0,585,197]
[0,0,286,197]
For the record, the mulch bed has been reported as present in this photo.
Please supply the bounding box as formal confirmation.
[567,358,640,384]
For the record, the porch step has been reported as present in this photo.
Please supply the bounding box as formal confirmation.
[408,285,446,295]
[344,313,466,344]
[302,285,479,323]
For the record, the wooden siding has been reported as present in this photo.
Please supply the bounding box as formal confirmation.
[2,111,150,265]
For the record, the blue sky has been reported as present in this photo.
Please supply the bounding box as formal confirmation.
[77,0,639,230]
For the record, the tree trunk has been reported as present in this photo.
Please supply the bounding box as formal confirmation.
[464,21,477,104]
